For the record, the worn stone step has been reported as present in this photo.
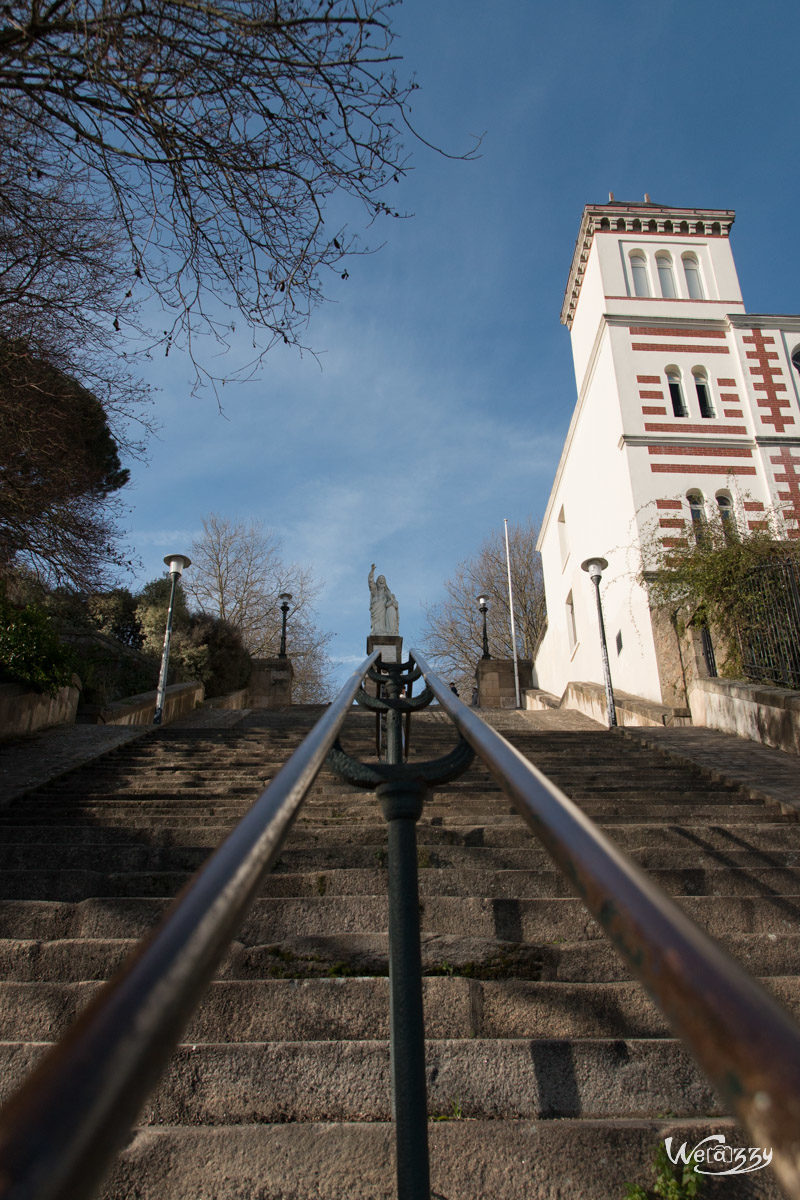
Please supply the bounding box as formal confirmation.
[3,975,799,1042]
[0,1037,721,1121]
[2,889,799,958]
[4,926,797,986]
[3,861,800,903]
[97,1118,783,1200]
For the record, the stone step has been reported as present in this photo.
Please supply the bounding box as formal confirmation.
[3,975,799,1041]
[2,861,800,902]
[97,1118,782,1200]
[0,1038,721,1121]
[4,928,798,984]
[2,889,798,955]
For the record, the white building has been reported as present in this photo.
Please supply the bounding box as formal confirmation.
[534,198,800,709]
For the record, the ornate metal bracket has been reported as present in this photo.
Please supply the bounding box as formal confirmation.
[327,653,474,787]
[327,734,474,790]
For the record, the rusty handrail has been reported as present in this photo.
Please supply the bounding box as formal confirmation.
[0,652,379,1200]
[412,648,800,1198]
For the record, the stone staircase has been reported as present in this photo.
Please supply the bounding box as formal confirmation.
[0,705,795,1198]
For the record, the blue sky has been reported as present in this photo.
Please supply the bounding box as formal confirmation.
[124,0,800,687]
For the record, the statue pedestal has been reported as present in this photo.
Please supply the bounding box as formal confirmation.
[249,657,294,708]
[365,635,404,698]
[367,634,404,665]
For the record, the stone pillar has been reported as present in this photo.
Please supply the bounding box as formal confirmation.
[475,659,533,708]
[248,657,294,708]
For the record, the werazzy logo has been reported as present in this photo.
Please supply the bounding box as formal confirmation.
[665,1134,773,1176]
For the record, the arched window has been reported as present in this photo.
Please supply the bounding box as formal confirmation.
[711,222,721,235]
[632,218,642,232]
[666,367,687,417]
[682,253,704,299]
[616,218,626,231]
[687,491,706,541]
[716,492,736,540]
[600,217,610,230]
[679,221,689,234]
[656,252,676,298]
[695,222,705,234]
[693,367,714,418]
[629,251,650,297]
[648,219,658,232]
[664,220,673,233]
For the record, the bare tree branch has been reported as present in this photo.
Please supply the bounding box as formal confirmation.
[420,520,547,691]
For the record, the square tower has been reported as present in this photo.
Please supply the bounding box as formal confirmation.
[534,199,800,708]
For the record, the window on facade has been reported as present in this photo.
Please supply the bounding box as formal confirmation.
[693,368,714,418]
[566,591,577,652]
[716,492,736,541]
[629,251,650,297]
[791,345,800,376]
[557,506,569,566]
[682,253,704,299]
[666,367,687,417]
[616,218,626,231]
[687,491,706,542]
[664,220,673,233]
[656,252,676,298]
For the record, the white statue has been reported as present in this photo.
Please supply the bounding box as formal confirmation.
[369,563,399,635]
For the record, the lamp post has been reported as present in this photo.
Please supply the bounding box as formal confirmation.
[153,554,191,726]
[278,592,292,658]
[477,594,490,659]
[581,556,617,729]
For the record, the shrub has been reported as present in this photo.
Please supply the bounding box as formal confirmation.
[0,594,76,695]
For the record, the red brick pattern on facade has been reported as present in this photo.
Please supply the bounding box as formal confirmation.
[643,423,747,435]
[642,406,667,415]
[639,390,664,399]
[717,378,737,386]
[742,329,794,433]
[769,446,800,526]
[743,501,765,511]
[723,410,744,418]
[647,445,753,458]
[651,464,757,475]
[630,327,727,339]
[637,375,661,383]
[659,518,684,528]
[662,537,689,547]
[632,342,730,354]
[656,499,683,509]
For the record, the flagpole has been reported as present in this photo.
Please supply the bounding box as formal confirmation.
[504,518,521,708]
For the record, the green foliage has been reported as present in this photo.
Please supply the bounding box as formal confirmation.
[87,589,143,648]
[624,1143,703,1200]
[0,593,75,694]
[641,506,799,677]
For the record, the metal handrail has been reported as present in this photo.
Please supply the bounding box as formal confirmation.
[0,652,379,1200]
[412,648,800,1197]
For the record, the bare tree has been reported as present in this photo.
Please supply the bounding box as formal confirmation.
[186,513,333,700]
[0,1,474,390]
[420,520,547,691]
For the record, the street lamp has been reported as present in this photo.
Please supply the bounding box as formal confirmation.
[278,592,292,658]
[153,553,191,726]
[580,556,617,729]
[477,594,490,659]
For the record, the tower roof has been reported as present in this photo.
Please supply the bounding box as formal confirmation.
[561,200,736,329]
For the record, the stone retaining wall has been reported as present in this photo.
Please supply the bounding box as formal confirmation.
[688,677,800,755]
[84,681,204,726]
[0,678,81,739]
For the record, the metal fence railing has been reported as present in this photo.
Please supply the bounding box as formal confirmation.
[737,555,800,690]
